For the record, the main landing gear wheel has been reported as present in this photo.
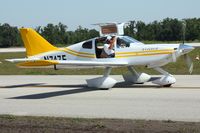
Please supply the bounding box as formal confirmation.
[86,67,116,89]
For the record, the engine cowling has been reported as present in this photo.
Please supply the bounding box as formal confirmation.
[152,75,176,86]
[123,73,151,84]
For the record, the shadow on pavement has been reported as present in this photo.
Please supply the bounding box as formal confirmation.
[0,83,45,88]
[5,81,161,99]
[8,86,99,99]
[115,81,160,88]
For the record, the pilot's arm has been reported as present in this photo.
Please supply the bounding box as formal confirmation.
[104,44,114,55]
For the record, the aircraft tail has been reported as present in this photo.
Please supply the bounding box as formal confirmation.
[20,28,58,57]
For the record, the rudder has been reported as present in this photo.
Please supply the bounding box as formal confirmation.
[20,28,58,57]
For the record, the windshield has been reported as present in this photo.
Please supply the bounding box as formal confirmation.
[117,36,143,48]
[123,36,140,43]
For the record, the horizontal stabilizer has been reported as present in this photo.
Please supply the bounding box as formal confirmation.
[17,60,58,67]
[5,58,40,63]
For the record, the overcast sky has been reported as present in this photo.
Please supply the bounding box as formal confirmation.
[0,0,200,30]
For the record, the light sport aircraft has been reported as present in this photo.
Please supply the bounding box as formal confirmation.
[6,23,194,89]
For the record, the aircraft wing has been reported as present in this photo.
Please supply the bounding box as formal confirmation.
[56,60,128,66]
[6,58,128,67]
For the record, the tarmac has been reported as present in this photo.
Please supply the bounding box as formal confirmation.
[0,75,200,122]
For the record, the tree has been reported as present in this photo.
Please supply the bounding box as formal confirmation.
[0,23,19,47]
[58,22,68,44]
[135,21,146,40]
[185,18,200,41]
[0,18,200,48]
[125,21,136,38]
[39,23,68,45]
[157,18,182,41]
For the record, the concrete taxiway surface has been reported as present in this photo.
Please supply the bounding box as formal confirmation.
[0,75,200,122]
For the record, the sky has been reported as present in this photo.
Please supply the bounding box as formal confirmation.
[0,0,200,30]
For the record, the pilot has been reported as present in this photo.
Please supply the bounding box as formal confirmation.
[117,38,126,48]
[103,36,115,58]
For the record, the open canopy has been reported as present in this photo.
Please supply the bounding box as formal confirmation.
[93,22,125,36]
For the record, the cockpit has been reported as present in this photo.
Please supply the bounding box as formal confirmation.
[95,36,143,58]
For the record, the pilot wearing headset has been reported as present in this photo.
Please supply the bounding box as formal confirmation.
[103,36,116,58]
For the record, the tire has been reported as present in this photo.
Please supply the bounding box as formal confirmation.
[163,84,172,87]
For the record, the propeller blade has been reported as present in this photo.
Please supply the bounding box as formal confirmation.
[184,54,193,74]
[172,52,177,62]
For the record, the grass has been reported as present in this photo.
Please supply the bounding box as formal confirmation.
[0,115,200,133]
[0,48,200,75]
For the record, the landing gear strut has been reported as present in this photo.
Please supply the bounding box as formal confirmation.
[122,66,151,84]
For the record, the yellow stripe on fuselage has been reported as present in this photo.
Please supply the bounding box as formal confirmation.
[59,48,95,58]
[64,48,94,56]
[116,49,174,58]
[116,49,174,55]
[17,60,58,67]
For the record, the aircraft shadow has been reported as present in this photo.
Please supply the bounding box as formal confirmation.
[8,87,99,99]
[0,83,45,88]
[114,81,160,88]
[6,81,160,99]
[0,83,87,89]
[1,77,161,89]
[114,77,161,88]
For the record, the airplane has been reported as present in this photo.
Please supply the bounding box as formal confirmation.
[6,22,195,89]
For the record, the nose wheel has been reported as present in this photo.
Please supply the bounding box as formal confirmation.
[152,67,176,87]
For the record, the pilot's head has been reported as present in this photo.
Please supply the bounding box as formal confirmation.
[106,36,115,44]
[106,36,112,42]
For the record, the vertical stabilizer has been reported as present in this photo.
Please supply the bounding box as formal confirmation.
[20,28,58,57]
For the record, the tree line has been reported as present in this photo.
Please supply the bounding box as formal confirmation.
[0,18,200,47]
[125,18,200,41]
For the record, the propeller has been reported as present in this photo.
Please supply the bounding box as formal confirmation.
[168,20,194,74]
[178,20,194,74]
[171,52,177,62]
[173,45,194,74]
[177,44,194,74]
[182,20,186,44]
[184,54,193,74]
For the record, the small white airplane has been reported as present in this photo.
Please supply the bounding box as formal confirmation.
[6,23,194,89]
